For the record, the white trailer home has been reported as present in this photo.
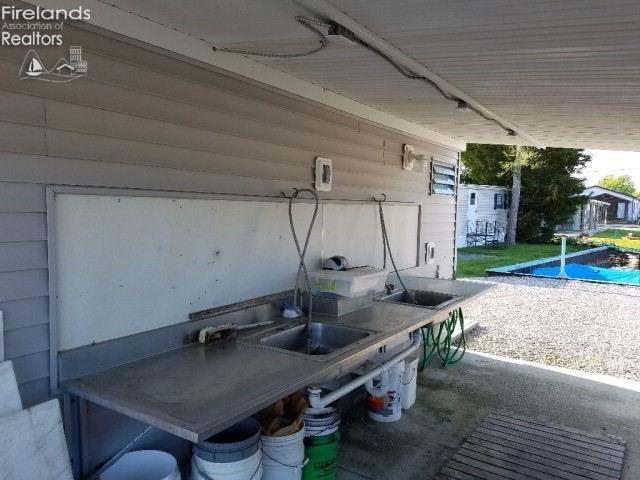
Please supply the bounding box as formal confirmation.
[1,1,640,479]
[583,186,640,223]
[456,184,509,247]
[558,197,609,235]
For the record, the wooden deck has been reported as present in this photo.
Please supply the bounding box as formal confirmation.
[437,412,626,480]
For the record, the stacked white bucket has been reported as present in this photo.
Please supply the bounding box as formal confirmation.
[190,416,307,480]
[192,451,261,480]
[261,425,306,480]
[191,418,263,480]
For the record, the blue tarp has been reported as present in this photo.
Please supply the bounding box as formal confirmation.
[532,263,640,285]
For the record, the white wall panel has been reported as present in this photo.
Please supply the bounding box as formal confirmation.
[323,204,419,271]
[54,194,323,350]
[53,193,420,350]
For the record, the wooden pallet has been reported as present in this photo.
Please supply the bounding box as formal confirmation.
[437,412,626,480]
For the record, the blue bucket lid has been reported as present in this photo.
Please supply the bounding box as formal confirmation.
[194,417,261,463]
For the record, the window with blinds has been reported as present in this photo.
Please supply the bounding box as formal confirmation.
[494,192,509,209]
[430,161,457,195]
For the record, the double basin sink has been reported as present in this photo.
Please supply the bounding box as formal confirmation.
[243,289,459,359]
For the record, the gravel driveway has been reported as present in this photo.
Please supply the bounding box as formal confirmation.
[463,276,640,381]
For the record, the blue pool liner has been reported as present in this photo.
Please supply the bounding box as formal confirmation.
[532,263,640,285]
[486,245,640,285]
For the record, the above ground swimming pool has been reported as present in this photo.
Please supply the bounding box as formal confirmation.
[487,245,640,285]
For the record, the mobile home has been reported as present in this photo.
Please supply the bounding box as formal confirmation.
[558,197,609,234]
[584,186,640,223]
[456,184,509,247]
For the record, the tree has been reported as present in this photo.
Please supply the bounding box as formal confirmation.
[517,148,590,241]
[505,146,537,245]
[461,145,590,242]
[505,146,522,245]
[460,144,513,185]
[598,175,636,196]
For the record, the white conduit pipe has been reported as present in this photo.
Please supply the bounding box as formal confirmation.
[295,0,543,147]
[308,331,421,408]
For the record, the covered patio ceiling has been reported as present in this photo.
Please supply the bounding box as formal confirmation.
[32,0,640,151]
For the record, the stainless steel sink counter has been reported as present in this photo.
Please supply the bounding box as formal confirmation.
[63,278,493,443]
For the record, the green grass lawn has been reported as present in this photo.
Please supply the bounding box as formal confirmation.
[456,243,590,278]
[589,228,640,250]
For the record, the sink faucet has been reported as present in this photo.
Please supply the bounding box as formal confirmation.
[286,187,319,351]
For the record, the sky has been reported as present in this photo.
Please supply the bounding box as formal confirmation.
[580,150,640,189]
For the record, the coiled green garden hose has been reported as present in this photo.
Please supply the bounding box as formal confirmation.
[418,308,466,371]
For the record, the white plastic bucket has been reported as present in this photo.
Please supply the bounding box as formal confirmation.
[303,406,340,438]
[401,356,419,410]
[365,361,404,422]
[261,425,306,480]
[191,449,262,480]
[191,417,262,480]
[101,450,181,480]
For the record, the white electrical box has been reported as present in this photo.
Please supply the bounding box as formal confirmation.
[315,157,333,191]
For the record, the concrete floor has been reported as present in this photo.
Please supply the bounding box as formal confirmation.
[336,351,640,479]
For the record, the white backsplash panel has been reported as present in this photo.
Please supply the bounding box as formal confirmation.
[53,193,419,350]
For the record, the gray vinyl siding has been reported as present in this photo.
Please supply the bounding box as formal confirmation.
[457,188,470,244]
[0,25,460,406]
[420,192,459,279]
[0,181,49,405]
